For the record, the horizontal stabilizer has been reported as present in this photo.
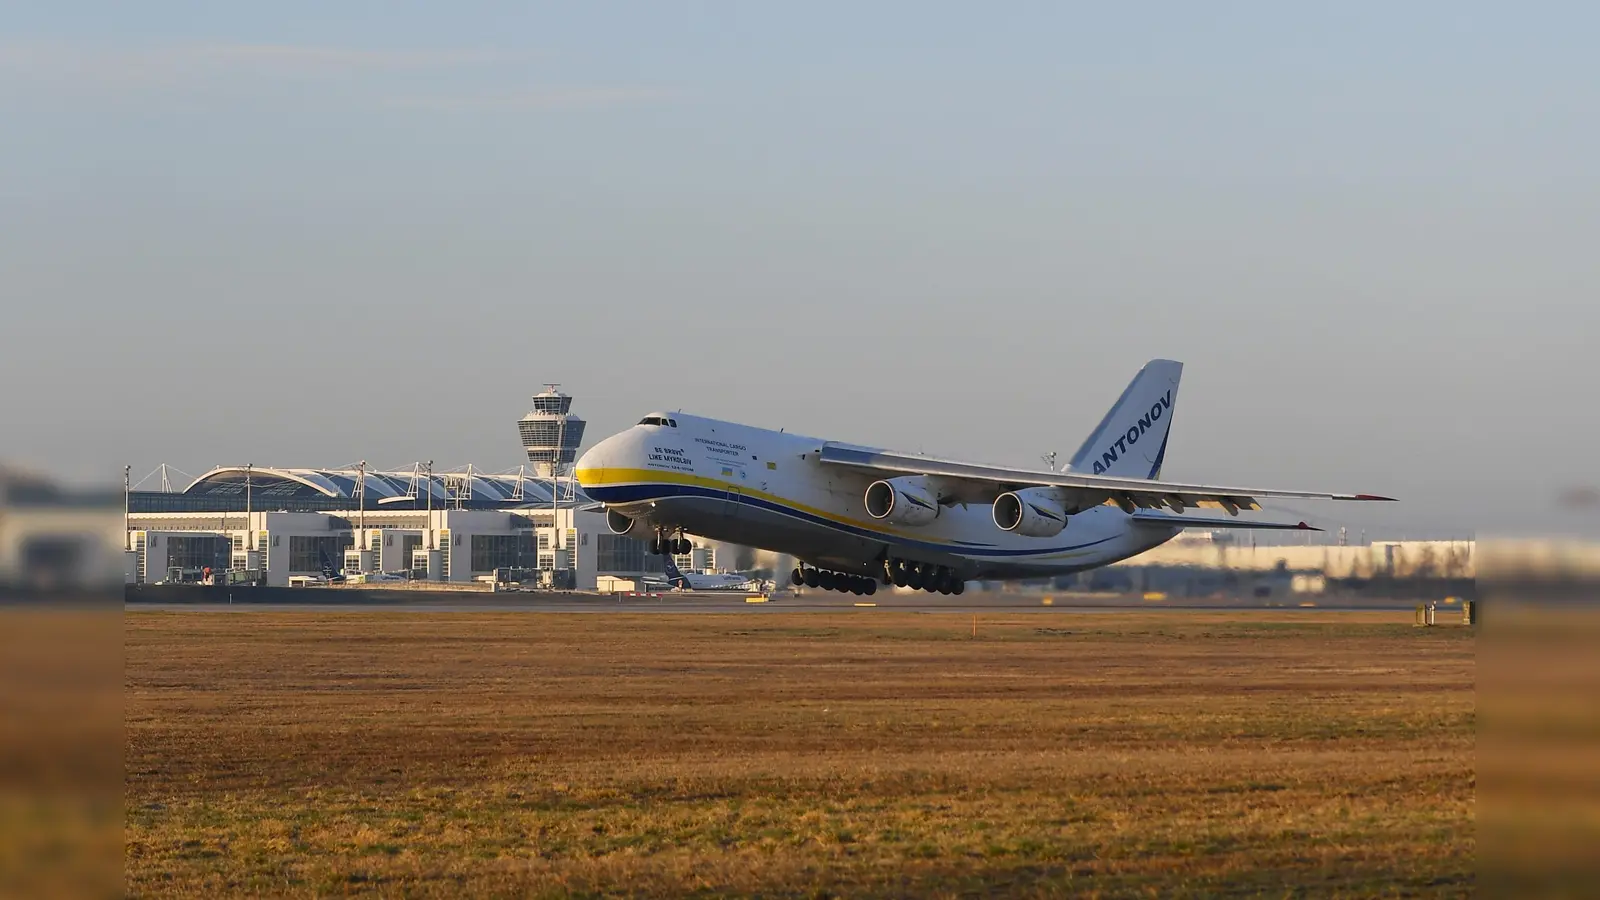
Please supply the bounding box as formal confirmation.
[1130,512,1322,531]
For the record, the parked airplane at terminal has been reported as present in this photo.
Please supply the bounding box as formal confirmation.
[576,360,1393,596]
[662,557,761,592]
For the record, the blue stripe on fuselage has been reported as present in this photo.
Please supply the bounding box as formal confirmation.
[585,482,1116,559]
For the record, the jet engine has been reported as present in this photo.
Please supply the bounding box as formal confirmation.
[864,477,941,526]
[993,488,1069,538]
[605,508,652,539]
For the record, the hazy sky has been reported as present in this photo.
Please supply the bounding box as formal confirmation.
[2,3,1595,536]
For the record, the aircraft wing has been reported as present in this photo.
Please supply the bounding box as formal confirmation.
[816,443,1393,515]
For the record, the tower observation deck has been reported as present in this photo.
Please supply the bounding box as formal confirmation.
[518,385,586,478]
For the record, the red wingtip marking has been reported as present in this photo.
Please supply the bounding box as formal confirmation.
[1354,494,1397,501]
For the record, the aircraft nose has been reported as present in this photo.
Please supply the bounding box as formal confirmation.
[574,435,619,488]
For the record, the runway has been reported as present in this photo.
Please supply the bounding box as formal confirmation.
[126,589,1427,614]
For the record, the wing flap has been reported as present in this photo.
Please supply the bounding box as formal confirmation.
[1130,512,1321,531]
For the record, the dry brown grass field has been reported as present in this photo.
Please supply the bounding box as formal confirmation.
[125,611,1474,898]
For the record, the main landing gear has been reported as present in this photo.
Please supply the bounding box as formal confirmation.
[649,528,693,556]
[790,560,966,596]
[790,564,877,596]
[881,558,965,595]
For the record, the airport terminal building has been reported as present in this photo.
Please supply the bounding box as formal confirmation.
[122,388,673,589]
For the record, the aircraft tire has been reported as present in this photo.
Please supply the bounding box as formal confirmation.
[952,579,965,595]
[802,569,819,588]
[817,571,836,591]
[791,567,805,586]
[863,579,877,596]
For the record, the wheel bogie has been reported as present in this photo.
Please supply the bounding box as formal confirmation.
[793,560,963,598]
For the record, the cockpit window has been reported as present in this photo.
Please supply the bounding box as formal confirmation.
[638,416,676,427]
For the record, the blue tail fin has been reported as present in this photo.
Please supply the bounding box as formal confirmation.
[318,547,342,581]
[662,557,688,588]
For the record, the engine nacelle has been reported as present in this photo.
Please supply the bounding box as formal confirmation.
[993,488,1069,538]
[605,508,652,539]
[864,477,941,526]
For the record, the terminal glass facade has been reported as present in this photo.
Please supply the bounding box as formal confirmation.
[288,535,353,573]
[470,534,534,573]
[398,534,422,569]
[164,534,231,573]
[595,534,665,575]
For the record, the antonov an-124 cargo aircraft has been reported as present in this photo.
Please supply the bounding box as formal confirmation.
[575,360,1392,596]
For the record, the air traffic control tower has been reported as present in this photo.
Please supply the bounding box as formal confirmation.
[518,385,586,478]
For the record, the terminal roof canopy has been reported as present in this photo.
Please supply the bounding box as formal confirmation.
[183,467,585,508]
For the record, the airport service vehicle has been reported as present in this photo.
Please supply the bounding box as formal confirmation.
[316,548,406,584]
[576,359,1392,596]
[662,557,761,592]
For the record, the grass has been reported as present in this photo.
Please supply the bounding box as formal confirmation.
[125,611,1474,897]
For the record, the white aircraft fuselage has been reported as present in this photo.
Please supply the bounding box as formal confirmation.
[577,360,1387,592]
[678,571,761,591]
[575,413,1178,582]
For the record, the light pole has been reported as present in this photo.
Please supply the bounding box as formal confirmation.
[554,411,565,567]
[357,459,366,533]
[356,460,367,573]
[244,463,253,567]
